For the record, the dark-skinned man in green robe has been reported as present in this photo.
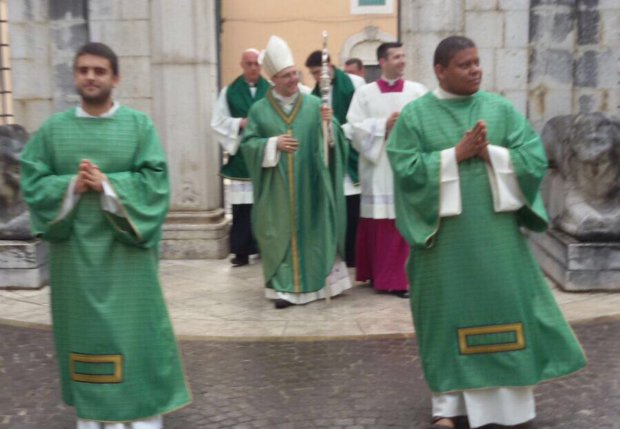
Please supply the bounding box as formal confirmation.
[387,36,585,429]
[241,35,351,309]
[20,43,190,429]
[211,48,270,267]
[305,50,365,267]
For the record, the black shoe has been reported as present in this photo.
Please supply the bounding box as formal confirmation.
[274,299,293,309]
[230,255,249,267]
[392,291,409,298]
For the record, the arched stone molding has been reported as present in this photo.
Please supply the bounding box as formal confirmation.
[339,25,396,66]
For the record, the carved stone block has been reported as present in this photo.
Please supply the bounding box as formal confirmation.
[0,240,49,289]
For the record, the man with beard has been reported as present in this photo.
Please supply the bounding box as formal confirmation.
[211,49,269,267]
[20,42,191,428]
[387,35,585,429]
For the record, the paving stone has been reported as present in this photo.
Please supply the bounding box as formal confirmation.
[0,318,619,428]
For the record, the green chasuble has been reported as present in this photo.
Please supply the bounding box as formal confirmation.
[240,89,347,294]
[386,91,586,393]
[312,67,360,184]
[20,106,191,421]
[221,75,270,180]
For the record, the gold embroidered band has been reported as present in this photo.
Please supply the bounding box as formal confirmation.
[69,353,123,383]
[458,323,525,355]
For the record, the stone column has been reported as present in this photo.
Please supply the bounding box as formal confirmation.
[150,0,228,259]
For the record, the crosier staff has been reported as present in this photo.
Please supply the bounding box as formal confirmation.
[320,30,333,303]
[320,30,333,167]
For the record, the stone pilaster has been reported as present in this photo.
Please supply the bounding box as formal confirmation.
[150,0,228,259]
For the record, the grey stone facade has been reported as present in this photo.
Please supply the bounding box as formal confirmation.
[5,0,619,267]
[400,0,619,125]
[7,0,228,262]
[529,0,620,130]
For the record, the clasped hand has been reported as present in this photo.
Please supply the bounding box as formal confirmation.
[455,120,490,163]
[75,159,107,193]
[276,135,299,153]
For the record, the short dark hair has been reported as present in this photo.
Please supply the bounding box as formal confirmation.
[305,50,330,68]
[433,36,476,67]
[345,58,363,69]
[377,42,402,61]
[73,42,119,76]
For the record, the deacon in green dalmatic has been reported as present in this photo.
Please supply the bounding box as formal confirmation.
[387,36,586,429]
[241,35,351,309]
[20,43,190,429]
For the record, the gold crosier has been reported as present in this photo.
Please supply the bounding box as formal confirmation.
[267,90,303,293]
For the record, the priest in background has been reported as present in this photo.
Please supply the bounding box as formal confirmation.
[347,42,427,297]
[211,48,269,267]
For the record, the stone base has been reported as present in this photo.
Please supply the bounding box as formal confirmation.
[161,209,230,259]
[0,239,49,289]
[529,229,620,292]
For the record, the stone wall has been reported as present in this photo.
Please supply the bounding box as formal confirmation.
[529,0,620,129]
[401,0,531,115]
[400,0,620,125]
[8,0,54,131]
[88,0,153,117]
[7,0,228,259]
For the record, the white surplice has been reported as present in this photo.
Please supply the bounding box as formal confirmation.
[210,85,255,205]
[346,78,427,218]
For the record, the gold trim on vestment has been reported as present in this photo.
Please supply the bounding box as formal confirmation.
[69,352,123,383]
[266,89,303,126]
[286,127,301,294]
[458,322,525,355]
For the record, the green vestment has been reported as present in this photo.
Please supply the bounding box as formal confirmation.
[386,91,586,393]
[221,75,270,180]
[20,106,191,421]
[240,90,347,294]
[312,67,359,184]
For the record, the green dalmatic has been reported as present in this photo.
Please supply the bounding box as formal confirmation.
[20,106,191,421]
[387,91,586,393]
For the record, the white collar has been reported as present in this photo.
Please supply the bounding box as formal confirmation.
[76,101,120,118]
[272,89,299,106]
[380,75,402,85]
[433,87,473,100]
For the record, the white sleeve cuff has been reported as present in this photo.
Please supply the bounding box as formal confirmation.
[219,119,242,155]
[439,148,462,217]
[54,176,82,221]
[486,145,525,212]
[341,123,353,141]
[262,137,281,167]
[101,180,125,217]
[359,120,387,164]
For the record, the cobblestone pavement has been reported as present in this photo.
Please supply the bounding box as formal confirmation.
[1,317,619,429]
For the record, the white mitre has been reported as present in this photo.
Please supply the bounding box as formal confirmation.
[259,35,295,77]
